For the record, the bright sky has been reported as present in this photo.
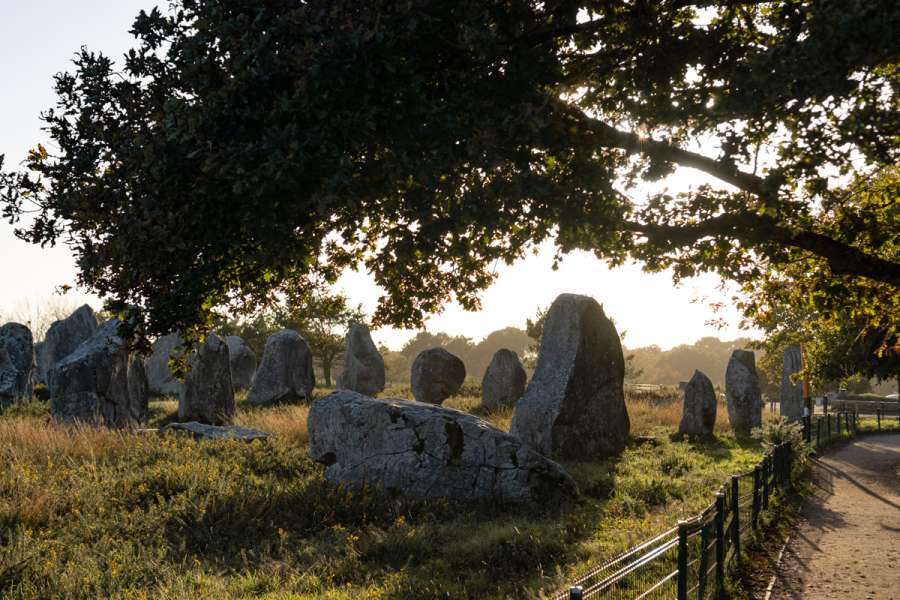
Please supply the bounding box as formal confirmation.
[0,1,753,350]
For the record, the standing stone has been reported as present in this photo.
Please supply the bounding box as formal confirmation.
[781,346,804,422]
[410,348,466,405]
[678,370,717,437]
[36,305,98,384]
[145,333,185,397]
[308,390,577,503]
[49,319,148,427]
[337,323,385,396]
[725,349,762,435]
[481,349,527,410]
[0,323,34,405]
[179,333,235,425]
[510,294,630,459]
[225,336,257,390]
[246,329,315,406]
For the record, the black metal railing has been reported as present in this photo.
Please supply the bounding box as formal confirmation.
[559,442,796,600]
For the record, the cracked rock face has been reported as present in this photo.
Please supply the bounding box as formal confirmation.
[481,349,527,410]
[308,390,576,503]
[678,370,717,437]
[179,333,235,425]
[225,336,257,390]
[0,322,34,405]
[247,329,315,406]
[49,319,148,427]
[337,323,385,396]
[510,294,630,459]
[781,346,804,422]
[145,333,185,397]
[35,304,98,385]
[725,349,762,435]
[410,348,466,405]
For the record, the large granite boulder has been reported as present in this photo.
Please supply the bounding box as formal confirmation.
[725,349,762,435]
[145,333,184,396]
[179,333,234,425]
[678,370,717,437]
[308,390,576,503]
[510,294,630,459]
[481,349,527,410]
[246,329,315,406]
[36,304,98,384]
[0,323,34,405]
[781,346,804,422]
[336,323,385,396]
[410,348,466,404]
[49,319,148,427]
[225,336,256,390]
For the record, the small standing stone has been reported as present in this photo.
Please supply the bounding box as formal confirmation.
[337,323,385,396]
[410,348,466,405]
[480,349,527,410]
[678,370,717,437]
[725,349,762,435]
[0,323,34,405]
[179,333,235,425]
[225,336,257,390]
[781,346,804,422]
[36,304,98,384]
[49,319,148,427]
[246,329,315,406]
[510,294,630,459]
[145,333,185,397]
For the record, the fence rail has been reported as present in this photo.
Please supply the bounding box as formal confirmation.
[558,410,865,600]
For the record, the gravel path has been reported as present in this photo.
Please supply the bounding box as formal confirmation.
[769,434,900,600]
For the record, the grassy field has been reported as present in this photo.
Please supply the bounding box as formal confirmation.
[0,386,772,599]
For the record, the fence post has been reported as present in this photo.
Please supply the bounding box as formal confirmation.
[827,413,832,439]
[730,476,741,561]
[677,520,689,600]
[715,492,726,598]
[762,455,770,510]
[877,407,881,431]
[837,411,842,436]
[816,418,821,447]
[751,465,761,529]
[568,586,583,600]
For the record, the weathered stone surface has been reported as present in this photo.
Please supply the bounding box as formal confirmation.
[308,390,576,502]
[510,294,630,459]
[33,341,45,385]
[179,333,235,425]
[480,349,527,410]
[336,323,385,396]
[36,305,98,384]
[0,323,34,405]
[145,333,184,397]
[247,329,315,406]
[781,346,804,422]
[225,336,256,390]
[725,349,762,435]
[410,348,466,405]
[49,319,148,427]
[678,370,717,437]
[162,421,269,441]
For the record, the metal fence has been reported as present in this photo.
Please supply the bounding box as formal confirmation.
[557,443,796,600]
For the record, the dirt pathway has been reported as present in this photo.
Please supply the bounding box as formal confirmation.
[769,434,900,600]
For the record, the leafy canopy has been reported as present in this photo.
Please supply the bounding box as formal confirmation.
[1,0,898,341]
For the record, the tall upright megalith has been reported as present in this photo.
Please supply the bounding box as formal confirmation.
[179,333,235,425]
[247,329,315,405]
[678,370,717,437]
[337,323,385,396]
[49,319,148,427]
[481,349,527,410]
[225,336,257,390]
[725,349,762,435]
[0,323,35,405]
[36,305,98,384]
[510,294,630,459]
[145,333,185,397]
[781,346,804,422]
